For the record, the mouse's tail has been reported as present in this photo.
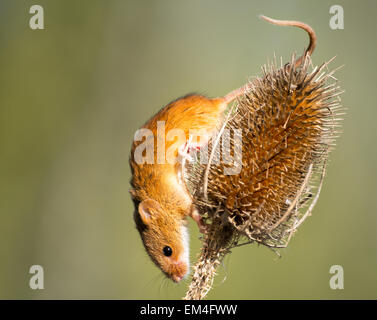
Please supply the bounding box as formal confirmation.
[223,15,317,104]
[259,15,317,68]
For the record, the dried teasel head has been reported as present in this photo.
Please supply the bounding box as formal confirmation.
[183,17,344,300]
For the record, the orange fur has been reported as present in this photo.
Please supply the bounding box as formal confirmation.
[130,94,227,281]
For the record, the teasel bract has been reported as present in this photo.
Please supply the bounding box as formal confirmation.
[183,17,344,300]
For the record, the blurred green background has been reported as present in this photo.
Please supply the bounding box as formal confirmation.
[0,0,376,299]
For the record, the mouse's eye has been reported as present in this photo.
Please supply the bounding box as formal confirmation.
[163,246,173,257]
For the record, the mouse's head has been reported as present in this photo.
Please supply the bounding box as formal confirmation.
[133,198,189,282]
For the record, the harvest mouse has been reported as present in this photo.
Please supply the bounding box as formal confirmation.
[129,16,316,282]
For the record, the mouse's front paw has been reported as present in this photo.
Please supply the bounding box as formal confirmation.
[190,208,207,234]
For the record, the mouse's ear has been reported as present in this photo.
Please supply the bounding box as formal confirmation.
[138,199,161,225]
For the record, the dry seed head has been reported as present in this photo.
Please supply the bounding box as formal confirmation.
[184,55,344,300]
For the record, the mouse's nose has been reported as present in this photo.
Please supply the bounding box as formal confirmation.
[169,260,188,282]
[172,274,184,283]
